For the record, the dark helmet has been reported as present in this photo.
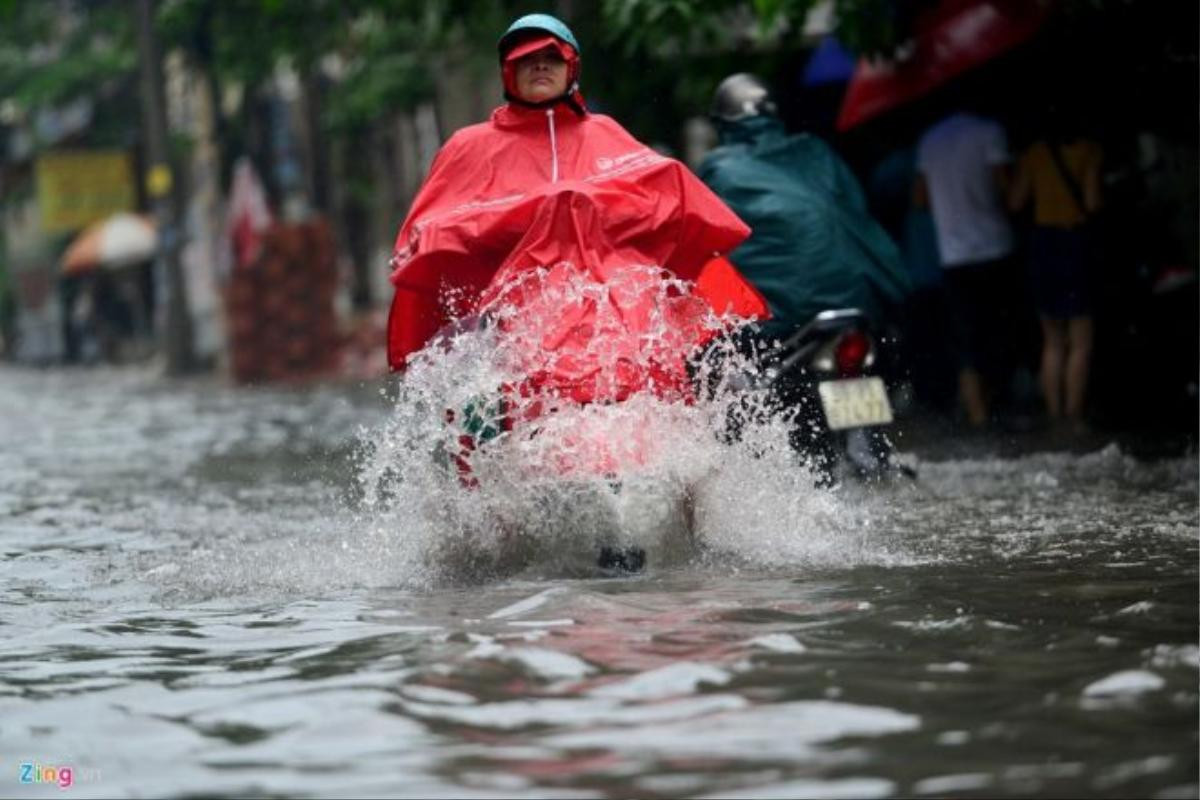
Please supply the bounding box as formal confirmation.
[710,73,778,122]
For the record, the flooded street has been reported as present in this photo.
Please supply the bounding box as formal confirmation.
[2,365,1196,799]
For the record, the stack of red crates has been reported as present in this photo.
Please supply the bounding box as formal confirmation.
[227,220,338,384]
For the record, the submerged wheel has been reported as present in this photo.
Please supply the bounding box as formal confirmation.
[597,545,646,574]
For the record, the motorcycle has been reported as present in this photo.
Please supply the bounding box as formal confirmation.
[715,308,913,485]
[425,275,716,577]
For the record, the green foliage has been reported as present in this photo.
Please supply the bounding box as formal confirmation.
[0,0,928,153]
[587,0,942,145]
[601,0,759,58]
[597,0,941,59]
[158,0,343,87]
[4,0,1143,150]
[317,6,437,134]
[157,0,509,134]
[5,0,1047,196]
[0,1,135,118]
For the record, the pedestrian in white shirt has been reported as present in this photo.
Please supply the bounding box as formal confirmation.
[915,110,1016,428]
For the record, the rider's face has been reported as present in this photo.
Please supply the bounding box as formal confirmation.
[514,47,569,103]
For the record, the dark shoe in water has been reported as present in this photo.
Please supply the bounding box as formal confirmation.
[597,546,646,574]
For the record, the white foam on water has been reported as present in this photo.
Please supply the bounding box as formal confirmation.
[1117,601,1157,615]
[1082,669,1166,697]
[1094,755,1177,789]
[551,699,920,759]
[698,777,896,799]
[588,661,732,700]
[488,588,566,619]
[124,264,1193,598]
[353,265,901,585]
[399,692,747,732]
[748,633,807,653]
[936,730,970,745]
[1147,644,1200,670]
[913,773,994,795]
[500,648,596,680]
[399,684,477,705]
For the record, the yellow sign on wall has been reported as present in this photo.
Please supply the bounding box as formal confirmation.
[35,150,136,235]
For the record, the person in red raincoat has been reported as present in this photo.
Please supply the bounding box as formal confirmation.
[387,13,767,406]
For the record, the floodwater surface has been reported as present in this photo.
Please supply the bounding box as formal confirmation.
[1,365,1196,799]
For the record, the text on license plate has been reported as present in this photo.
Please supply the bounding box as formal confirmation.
[817,377,894,430]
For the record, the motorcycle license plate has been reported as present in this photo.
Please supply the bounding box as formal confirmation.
[817,377,893,430]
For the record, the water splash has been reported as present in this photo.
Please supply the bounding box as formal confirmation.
[355,264,884,583]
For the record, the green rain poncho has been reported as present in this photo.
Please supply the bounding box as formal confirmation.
[698,116,910,338]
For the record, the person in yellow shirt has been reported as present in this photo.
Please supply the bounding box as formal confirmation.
[1009,118,1103,433]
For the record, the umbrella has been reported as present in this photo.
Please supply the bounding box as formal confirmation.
[61,212,157,275]
[835,0,1048,131]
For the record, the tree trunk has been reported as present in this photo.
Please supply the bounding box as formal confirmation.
[339,126,372,309]
[301,69,332,215]
[135,0,194,374]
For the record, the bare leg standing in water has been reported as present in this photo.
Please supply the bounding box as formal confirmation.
[1039,317,1066,420]
[1039,315,1093,431]
[1064,316,1093,429]
[959,367,989,428]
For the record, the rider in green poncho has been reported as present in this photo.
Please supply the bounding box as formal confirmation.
[698,74,910,341]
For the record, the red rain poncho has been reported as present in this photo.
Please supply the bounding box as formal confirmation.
[387,102,767,402]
